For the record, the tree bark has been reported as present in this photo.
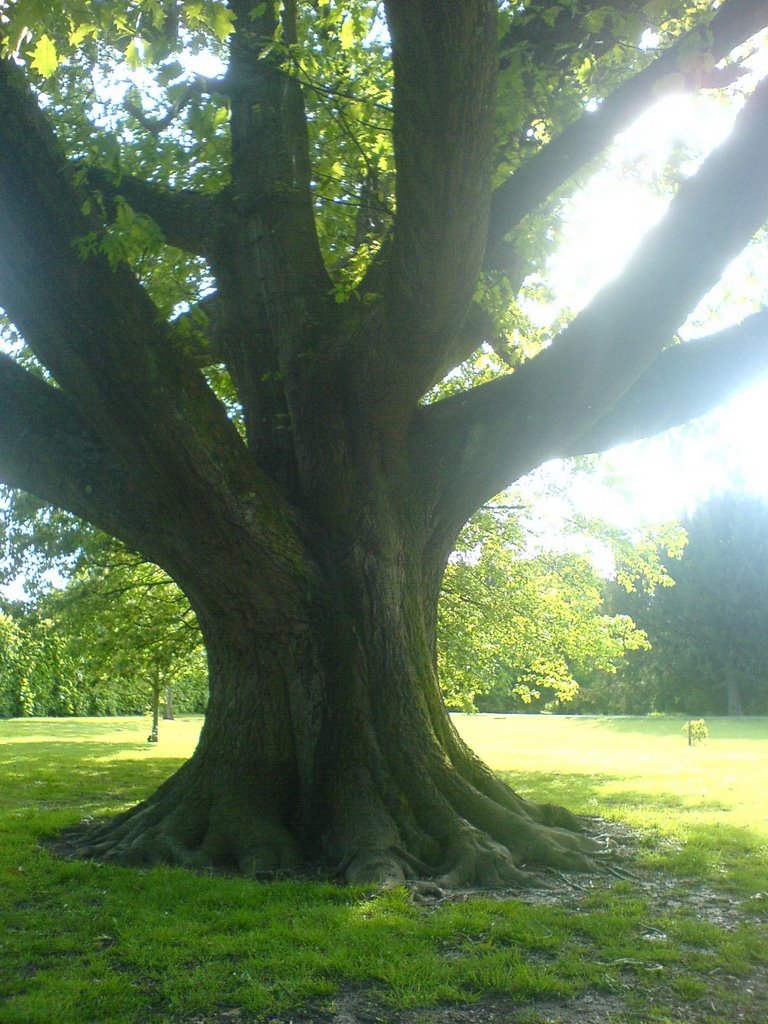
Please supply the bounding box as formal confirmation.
[723,662,744,717]
[163,685,174,721]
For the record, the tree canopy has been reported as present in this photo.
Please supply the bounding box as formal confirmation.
[2,1,768,886]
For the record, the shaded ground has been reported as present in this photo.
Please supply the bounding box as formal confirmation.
[175,820,768,1024]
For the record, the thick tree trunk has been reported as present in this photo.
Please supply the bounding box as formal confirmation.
[70,521,599,886]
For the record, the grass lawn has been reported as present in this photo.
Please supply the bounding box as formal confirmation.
[1,714,766,1024]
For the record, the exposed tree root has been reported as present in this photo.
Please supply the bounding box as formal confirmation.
[61,780,602,890]
[62,767,305,877]
[57,728,604,890]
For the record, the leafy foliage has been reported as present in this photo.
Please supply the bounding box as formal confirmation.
[438,477,685,712]
[0,495,206,718]
[684,718,709,744]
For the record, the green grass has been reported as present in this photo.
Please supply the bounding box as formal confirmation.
[1,714,766,1023]
[458,713,768,893]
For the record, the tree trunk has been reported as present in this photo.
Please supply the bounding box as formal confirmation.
[163,684,174,721]
[70,516,599,886]
[148,677,160,743]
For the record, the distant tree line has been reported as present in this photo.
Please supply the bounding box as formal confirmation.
[577,492,768,717]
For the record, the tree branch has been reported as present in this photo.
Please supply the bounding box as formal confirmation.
[415,73,768,553]
[226,0,331,334]
[124,73,228,136]
[0,354,161,551]
[561,309,768,457]
[486,0,768,274]
[0,55,253,496]
[85,167,225,257]
[379,0,498,402]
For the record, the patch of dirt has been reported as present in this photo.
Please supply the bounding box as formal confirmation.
[180,990,629,1024]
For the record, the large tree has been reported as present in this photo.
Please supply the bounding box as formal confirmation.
[2,1,768,886]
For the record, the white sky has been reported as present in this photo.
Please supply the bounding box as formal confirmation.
[529,59,768,529]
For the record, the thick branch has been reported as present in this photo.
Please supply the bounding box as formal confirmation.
[0,352,314,624]
[0,355,161,551]
[416,74,768,551]
[0,55,253,495]
[416,313,768,563]
[85,167,224,257]
[487,0,768,273]
[515,72,768,438]
[380,0,498,401]
[169,286,293,476]
[561,309,768,457]
[226,0,331,343]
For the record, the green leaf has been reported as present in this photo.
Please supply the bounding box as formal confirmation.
[340,18,355,51]
[30,34,59,79]
[541,6,562,29]
[68,23,98,48]
[209,5,236,42]
[125,38,142,70]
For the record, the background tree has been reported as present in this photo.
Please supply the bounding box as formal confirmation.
[438,487,684,713]
[0,604,27,717]
[37,548,208,727]
[0,599,82,717]
[2,1,768,885]
[602,492,768,716]
[0,498,208,719]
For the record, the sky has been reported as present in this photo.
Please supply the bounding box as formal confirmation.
[526,56,768,530]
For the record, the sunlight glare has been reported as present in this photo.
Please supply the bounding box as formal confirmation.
[539,72,768,526]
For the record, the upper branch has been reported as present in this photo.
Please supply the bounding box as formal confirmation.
[486,0,768,274]
[379,0,498,401]
[226,0,331,345]
[124,74,228,136]
[415,72,768,552]
[85,167,225,258]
